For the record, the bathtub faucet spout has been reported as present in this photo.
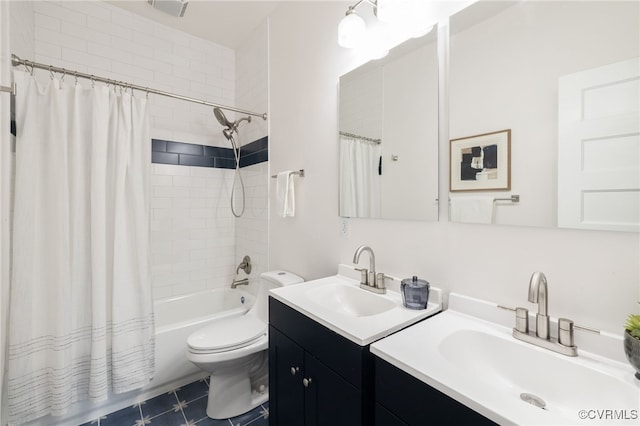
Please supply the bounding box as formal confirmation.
[231,278,249,289]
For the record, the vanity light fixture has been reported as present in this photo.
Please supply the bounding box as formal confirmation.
[338,6,368,48]
[338,0,377,48]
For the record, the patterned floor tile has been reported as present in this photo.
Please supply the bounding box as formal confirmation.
[83,379,266,426]
[227,405,265,426]
[175,379,209,403]
[140,391,180,419]
[145,407,186,426]
[181,395,209,424]
[100,404,143,426]
[194,417,231,426]
[245,415,268,426]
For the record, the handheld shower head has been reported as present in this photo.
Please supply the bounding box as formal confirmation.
[213,107,252,140]
[213,107,233,128]
[212,107,252,219]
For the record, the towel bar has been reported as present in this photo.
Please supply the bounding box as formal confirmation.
[448,195,520,203]
[271,169,305,179]
[494,195,520,202]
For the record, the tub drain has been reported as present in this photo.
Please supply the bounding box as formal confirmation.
[520,393,546,409]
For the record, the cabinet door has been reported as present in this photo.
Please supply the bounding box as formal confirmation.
[375,402,407,426]
[375,357,496,425]
[304,354,361,426]
[270,326,305,426]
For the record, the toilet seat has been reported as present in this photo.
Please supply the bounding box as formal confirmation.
[187,315,267,354]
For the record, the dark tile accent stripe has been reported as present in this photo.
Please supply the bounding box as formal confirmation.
[152,137,268,169]
[152,151,179,165]
[240,136,269,168]
[179,154,214,167]
[167,141,203,156]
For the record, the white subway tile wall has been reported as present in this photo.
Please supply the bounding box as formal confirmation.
[234,162,269,287]
[10,1,269,299]
[235,21,269,286]
[30,1,235,148]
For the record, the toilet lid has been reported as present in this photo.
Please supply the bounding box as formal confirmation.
[187,315,267,353]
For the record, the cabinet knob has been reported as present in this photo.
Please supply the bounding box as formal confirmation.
[290,366,300,376]
[302,378,312,387]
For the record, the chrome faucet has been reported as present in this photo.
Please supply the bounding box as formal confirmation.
[352,245,386,294]
[528,271,550,339]
[509,271,578,356]
[231,278,249,289]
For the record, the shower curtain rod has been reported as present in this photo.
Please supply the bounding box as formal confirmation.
[339,131,381,144]
[8,54,267,120]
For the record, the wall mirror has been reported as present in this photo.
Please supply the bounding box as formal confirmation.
[338,28,439,221]
[449,0,639,231]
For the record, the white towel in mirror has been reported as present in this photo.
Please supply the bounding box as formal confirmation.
[450,196,494,224]
[276,171,295,217]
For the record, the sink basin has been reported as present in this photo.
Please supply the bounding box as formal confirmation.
[370,293,640,425]
[268,264,442,346]
[439,329,638,420]
[306,282,395,317]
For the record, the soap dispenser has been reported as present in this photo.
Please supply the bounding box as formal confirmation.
[401,276,430,310]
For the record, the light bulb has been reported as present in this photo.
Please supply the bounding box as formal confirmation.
[338,10,366,48]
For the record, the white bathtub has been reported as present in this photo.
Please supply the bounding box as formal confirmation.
[36,288,255,426]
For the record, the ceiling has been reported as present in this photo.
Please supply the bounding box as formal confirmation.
[108,0,281,49]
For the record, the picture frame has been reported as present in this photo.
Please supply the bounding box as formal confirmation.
[450,129,511,192]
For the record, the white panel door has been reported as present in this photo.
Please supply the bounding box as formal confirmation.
[558,57,640,232]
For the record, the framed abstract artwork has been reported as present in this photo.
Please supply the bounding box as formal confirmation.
[450,129,511,192]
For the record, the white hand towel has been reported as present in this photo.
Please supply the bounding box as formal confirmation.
[276,171,295,217]
[450,196,494,224]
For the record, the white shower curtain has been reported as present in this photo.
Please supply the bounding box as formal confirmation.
[339,135,382,218]
[7,71,155,424]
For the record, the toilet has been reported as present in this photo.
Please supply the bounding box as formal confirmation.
[186,270,304,419]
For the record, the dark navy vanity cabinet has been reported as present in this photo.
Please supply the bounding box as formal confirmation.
[269,297,374,426]
[374,357,496,425]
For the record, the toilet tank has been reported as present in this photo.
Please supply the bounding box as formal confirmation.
[261,270,304,289]
[251,271,304,323]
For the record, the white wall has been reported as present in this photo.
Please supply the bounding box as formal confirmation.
[268,1,639,334]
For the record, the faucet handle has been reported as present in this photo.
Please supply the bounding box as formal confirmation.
[375,272,391,291]
[558,318,575,347]
[354,268,368,285]
[515,307,529,333]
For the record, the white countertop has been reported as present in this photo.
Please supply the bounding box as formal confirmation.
[370,293,640,425]
[269,264,442,346]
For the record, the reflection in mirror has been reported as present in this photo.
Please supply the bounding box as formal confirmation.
[449,0,639,231]
[338,28,439,221]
